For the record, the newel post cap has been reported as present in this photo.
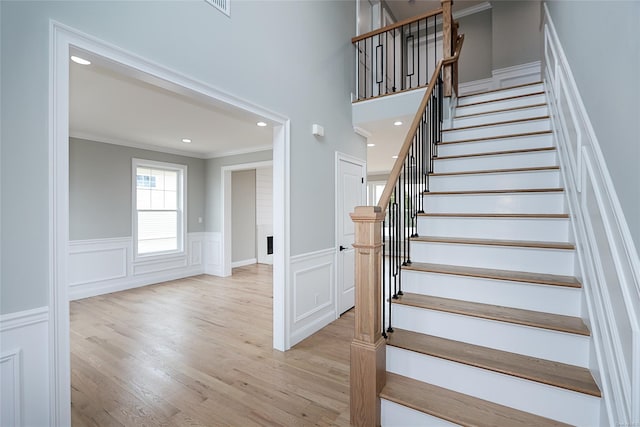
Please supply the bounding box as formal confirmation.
[350,206,385,222]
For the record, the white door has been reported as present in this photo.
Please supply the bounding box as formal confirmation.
[337,155,366,315]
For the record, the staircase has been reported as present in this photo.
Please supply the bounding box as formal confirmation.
[378,82,602,426]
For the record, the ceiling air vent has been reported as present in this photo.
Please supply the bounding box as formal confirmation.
[205,0,230,17]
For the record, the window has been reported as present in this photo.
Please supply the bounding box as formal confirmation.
[133,159,186,258]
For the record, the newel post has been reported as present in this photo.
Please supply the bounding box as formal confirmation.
[442,0,453,97]
[350,206,386,427]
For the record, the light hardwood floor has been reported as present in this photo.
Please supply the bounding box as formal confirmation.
[70,264,353,426]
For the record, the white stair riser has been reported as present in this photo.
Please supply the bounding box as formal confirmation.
[442,119,550,143]
[381,400,458,427]
[458,84,545,106]
[452,105,549,128]
[401,270,582,316]
[416,216,570,242]
[391,304,589,367]
[387,347,600,426]
[429,170,561,192]
[434,151,557,173]
[410,241,575,276]
[437,134,553,157]
[456,93,547,116]
[423,192,566,214]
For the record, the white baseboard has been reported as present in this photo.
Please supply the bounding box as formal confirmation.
[0,307,50,427]
[544,5,640,426]
[231,258,257,268]
[459,61,541,96]
[68,233,206,300]
[289,248,336,347]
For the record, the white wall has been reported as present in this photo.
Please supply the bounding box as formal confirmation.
[544,6,640,425]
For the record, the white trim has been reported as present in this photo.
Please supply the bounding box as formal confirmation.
[221,160,273,278]
[204,144,273,159]
[0,348,22,427]
[453,1,491,19]
[458,77,493,96]
[231,258,257,268]
[458,62,542,96]
[544,5,640,425]
[0,307,49,333]
[353,126,372,139]
[50,21,292,424]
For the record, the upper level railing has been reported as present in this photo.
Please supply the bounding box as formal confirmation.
[352,9,444,102]
[349,19,464,424]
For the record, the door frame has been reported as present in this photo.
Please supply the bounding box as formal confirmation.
[221,160,273,276]
[49,21,291,425]
[334,152,367,316]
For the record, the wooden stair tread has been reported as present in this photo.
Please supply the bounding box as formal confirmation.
[394,293,590,336]
[455,103,548,119]
[423,188,564,196]
[440,130,552,145]
[412,235,575,250]
[388,329,600,396]
[418,213,569,219]
[430,165,559,177]
[458,81,543,99]
[381,372,572,427]
[435,146,555,160]
[457,91,546,108]
[403,261,581,288]
[443,115,550,132]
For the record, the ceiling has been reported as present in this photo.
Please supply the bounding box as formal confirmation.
[69,50,273,159]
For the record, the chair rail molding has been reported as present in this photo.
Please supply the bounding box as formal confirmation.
[544,4,640,425]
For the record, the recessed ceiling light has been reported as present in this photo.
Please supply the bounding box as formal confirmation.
[181,138,192,144]
[367,143,375,147]
[257,121,267,127]
[70,55,91,65]
[392,155,398,159]
[393,121,403,126]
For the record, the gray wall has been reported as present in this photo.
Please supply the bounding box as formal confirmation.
[231,170,256,263]
[545,0,640,248]
[1,1,364,314]
[457,9,492,82]
[457,1,543,83]
[205,150,272,233]
[69,138,206,240]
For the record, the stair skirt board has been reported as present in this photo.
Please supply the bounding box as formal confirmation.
[451,105,549,128]
[437,133,554,157]
[386,346,600,426]
[457,83,544,106]
[455,93,546,116]
[401,270,581,316]
[442,119,551,143]
[416,216,570,241]
[433,150,557,173]
[381,400,459,427]
[409,240,574,276]
[422,191,566,214]
[390,304,589,367]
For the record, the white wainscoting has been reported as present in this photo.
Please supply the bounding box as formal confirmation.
[544,5,640,426]
[458,61,541,96]
[68,233,205,300]
[0,307,50,427]
[203,231,224,276]
[289,248,336,347]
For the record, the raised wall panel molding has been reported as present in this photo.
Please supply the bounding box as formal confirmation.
[203,232,224,276]
[544,4,640,425]
[68,233,205,300]
[1,349,22,427]
[289,248,336,346]
[0,307,50,426]
[458,62,542,96]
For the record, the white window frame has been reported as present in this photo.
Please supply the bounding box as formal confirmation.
[132,158,187,261]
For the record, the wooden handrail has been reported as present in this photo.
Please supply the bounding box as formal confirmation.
[351,8,443,44]
[376,33,464,210]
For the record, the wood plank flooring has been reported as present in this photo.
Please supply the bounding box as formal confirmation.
[70,265,353,427]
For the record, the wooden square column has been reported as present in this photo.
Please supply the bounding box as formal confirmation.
[442,0,453,97]
[349,206,386,427]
